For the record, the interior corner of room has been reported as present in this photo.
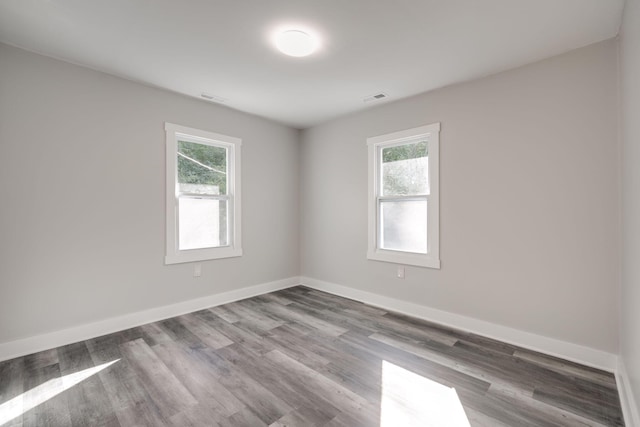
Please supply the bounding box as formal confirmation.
[0,0,639,425]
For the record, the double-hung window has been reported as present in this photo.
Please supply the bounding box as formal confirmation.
[367,123,440,268]
[165,123,242,264]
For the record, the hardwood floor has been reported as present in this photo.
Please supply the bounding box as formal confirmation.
[0,286,624,426]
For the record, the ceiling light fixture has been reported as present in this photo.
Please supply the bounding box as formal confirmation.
[275,30,318,57]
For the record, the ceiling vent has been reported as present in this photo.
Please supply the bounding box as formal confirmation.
[201,93,227,103]
[363,93,388,102]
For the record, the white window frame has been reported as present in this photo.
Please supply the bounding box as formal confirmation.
[367,123,440,269]
[165,122,242,264]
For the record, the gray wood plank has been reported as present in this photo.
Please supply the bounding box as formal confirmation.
[176,313,234,350]
[218,407,267,427]
[225,300,286,331]
[168,402,223,427]
[0,286,625,427]
[192,309,276,356]
[269,405,335,427]
[341,331,491,397]
[57,342,121,427]
[256,301,348,336]
[21,363,71,427]
[201,348,293,424]
[152,341,244,417]
[488,383,611,427]
[118,338,197,420]
[214,342,340,421]
[86,334,168,427]
[22,349,58,372]
[264,349,379,425]
[369,331,536,395]
[258,292,295,306]
[514,349,617,387]
[0,356,26,426]
[207,306,242,324]
[266,324,332,370]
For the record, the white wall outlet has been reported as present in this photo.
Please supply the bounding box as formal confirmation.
[397,266,405,279]
[194,263,202,278]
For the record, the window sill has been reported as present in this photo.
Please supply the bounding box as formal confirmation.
[367,249,440,269]
[165,247,243,265]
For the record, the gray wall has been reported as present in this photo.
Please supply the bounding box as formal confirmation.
[300,40,620,353]
[0,37,623,359]
[0,43,300,343]
[621,0,640,414]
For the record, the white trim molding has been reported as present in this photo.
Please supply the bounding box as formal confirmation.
[300,276,618,372]
[165,122,243,264]
[617,359,640,427]
[367,123,441,269]
[0,277,300,363]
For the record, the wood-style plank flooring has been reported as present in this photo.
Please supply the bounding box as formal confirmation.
[0,286,624,426]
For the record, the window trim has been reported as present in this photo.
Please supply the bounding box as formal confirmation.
[165,122,242,264]
[367,123,440,269]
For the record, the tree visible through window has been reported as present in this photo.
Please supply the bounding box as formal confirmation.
[382,141,428,196]
[380,140,429,254]
[177,140,229,250]
[178,141,227,193]
[367,123,440,269]
[165,123,242,264]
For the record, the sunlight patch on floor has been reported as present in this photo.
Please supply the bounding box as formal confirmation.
[0,359,119,426]
[380,360,471,427]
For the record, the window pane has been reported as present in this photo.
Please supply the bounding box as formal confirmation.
[380,199,427,254]
[178,141,227,195]
[381,141,428,196]
[179,197,228,250]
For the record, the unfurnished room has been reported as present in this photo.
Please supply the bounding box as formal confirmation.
[1,0,639,426]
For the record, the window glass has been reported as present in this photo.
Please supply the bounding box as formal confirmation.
[165,122,242,264]
[381,140,429,196]
[380,199,427,253]
[367,123,440,268]
[178,140,227,195]
[176,140,229,251]
[178,198,228,250]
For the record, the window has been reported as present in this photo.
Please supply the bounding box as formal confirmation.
[367,123,440,268]
[165,123,242,264]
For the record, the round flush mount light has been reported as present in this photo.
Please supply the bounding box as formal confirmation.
[275,30,318,57]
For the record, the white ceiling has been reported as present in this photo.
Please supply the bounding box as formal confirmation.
[0,0,624,129]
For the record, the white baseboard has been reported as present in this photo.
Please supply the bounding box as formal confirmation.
[300,276,618,372]
[617,359,640,427]
[3,276,628,422]
[0,276,300,362]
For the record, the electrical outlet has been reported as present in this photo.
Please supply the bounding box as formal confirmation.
[397,266,405,279]
[194,263,202,278]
